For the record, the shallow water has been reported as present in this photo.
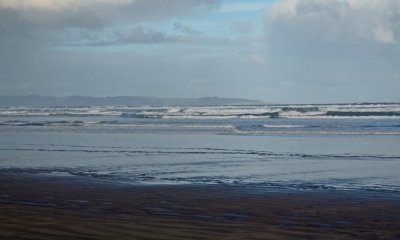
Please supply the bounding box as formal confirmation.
[0,103,400,193]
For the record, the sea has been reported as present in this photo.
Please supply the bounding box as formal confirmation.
[1,103,400,194]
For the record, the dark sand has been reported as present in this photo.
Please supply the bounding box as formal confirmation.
[1,173,400,240]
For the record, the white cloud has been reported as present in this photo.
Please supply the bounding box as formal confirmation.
[0,0,133,11]
[264,0,400,44]
[259,0,400,100]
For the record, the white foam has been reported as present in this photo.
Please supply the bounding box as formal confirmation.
[262,124,306,128]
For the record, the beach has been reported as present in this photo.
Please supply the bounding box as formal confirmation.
[1,104,400,239]
[2,0,400,237]
[1,173,399,240]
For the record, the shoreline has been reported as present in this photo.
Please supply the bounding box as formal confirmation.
[2,170,400,199]
[1,173,400,239]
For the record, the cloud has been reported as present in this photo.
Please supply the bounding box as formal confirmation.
[62,26,177,46]
[0,0,132,11]
[0,0,134,30]
[259,0,400,100]
[174,22,202,35]
[0,0,222,61]
[0,0,222,96]
[264,0,400,48]
[57,26,234,47]
[219,1,268,13]
[1,0,399,102]
[116,26,176,44]
[0,0,221,52]
[0,0,221,30]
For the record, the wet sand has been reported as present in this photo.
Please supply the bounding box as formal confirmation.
[1,173,400,240]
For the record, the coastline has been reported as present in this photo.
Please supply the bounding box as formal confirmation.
[1,173,399,239]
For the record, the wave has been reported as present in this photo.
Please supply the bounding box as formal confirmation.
[1,146,398,160]
[2,120,400,135]
[1,103,400,119]
[233,129,400,135]
[0,120,85,126]
[261,124,305,128]
[281,106,320,113]
[238,112,279,118]
[120,112,280,119]
[326,111,400,117]
[120,113,162,119]
[233,125,400,135]
[203,104,400,119]
[48,113,104,117]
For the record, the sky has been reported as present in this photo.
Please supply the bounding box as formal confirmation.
[0,0,399,103]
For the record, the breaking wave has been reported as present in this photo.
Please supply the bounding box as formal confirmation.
[1,103,400,135]
[326,111,400,117]
[1,103,400,119]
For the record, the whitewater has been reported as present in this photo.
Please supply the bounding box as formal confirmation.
[0,103,399,193]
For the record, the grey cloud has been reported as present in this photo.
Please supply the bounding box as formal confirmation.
[173,22,202,35]
[0,0,221,30]
[65,26,176,46]
[1,0,399,103]
[262,0,400,66]
[258,0,400,101]
[57,25,234,47]
[0,0,223,99]
[264,0,400,55]
[116,26,175,44]
[120,0,220,24]
[0,0,221,57]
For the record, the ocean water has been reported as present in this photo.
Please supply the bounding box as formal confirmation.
[0,103,400,193]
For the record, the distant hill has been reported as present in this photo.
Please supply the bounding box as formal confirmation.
[0,95,264,107]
